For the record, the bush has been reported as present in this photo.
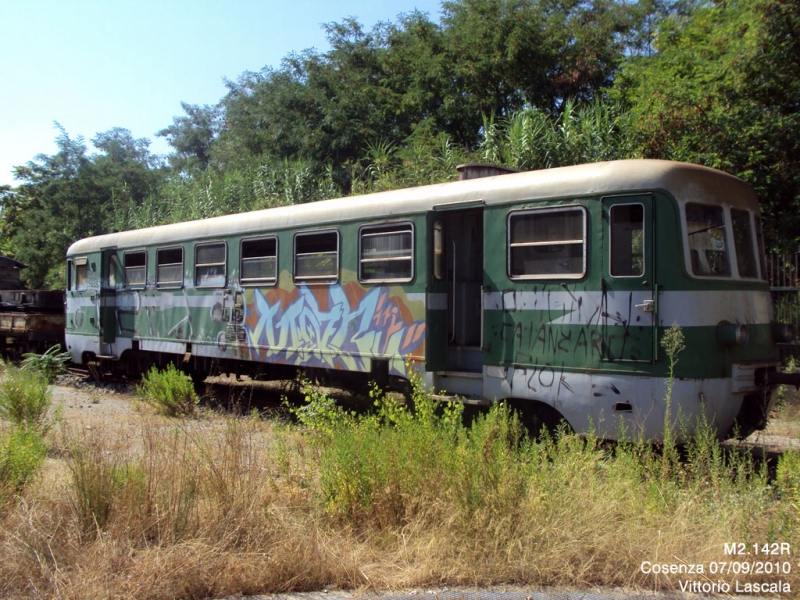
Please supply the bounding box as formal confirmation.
[137,363,199,417]
[0,365,53,432]
[21,344,72,383]
[0,426,48,503]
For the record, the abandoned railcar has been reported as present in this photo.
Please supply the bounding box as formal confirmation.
[65,159,789,440]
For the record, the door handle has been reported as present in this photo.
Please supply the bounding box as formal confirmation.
[635,299,654,312]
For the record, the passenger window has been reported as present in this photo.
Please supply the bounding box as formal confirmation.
[731,209,758,279]
[610,204,644,277]
[195,242,226,287]
[157,247,184,287]
[75,258,89,291]
[359,223,413,282]
[686,203,730,277]
[124,251,147,287]
[294,231,339,284]
[67,260,73,291]
[240,237,278,286]
[433,220,444,280]
[108,255,123,290]
[508,207,586,278]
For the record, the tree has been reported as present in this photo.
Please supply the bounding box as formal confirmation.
[212,1,644,177]
[92,127,166,203]
[157,102,219,172]
[614,0,800,249]
[0,125,166,288]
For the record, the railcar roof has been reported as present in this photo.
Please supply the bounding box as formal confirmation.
[67,159,757,255]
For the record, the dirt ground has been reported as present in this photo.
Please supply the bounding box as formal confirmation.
[52,374,800,452]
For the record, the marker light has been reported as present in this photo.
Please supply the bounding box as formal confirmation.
[716,321,749,347]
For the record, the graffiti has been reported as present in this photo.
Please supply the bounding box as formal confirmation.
[244,283,425,377]
[523,362,573,396]
[491,288,653,365]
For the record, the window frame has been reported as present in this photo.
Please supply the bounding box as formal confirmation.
[506,205,588,280]
[293,229,340,285]
[609,203,646,279]
[358,221,414,283]
[684,202,732,279]
[74,256,89,291]
[156,246,184,288]
[240,235,278,287]
[754,214,768,282]
[194,241,227,288]
[123,250,147,289]
[730,208,760,280]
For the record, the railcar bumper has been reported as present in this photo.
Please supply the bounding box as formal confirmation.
[729,364,785,439]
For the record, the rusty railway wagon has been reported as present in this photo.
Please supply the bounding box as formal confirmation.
[65,160,797,440]
[0,257,65,357]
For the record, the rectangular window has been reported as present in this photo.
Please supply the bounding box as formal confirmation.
[195,242,226,287]
[157,246,184,287]
[610,204,644,277]
[359,223,413,282]
[241,236,278,285]
[124,251,146,287]
[294,230,338,284]
[686,203,730,277]
[508,207,586,278]
[75,257,89,291]
[731,209,758,279]
[67,259,73,291]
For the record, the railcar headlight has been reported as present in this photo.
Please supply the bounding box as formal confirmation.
[716,321,748,347]
[772,322,795,344]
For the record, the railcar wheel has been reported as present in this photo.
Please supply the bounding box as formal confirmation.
[511,400,572,439]
[728,393,769,440]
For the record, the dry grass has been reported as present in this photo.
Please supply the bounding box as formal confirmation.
[0,382,797,599]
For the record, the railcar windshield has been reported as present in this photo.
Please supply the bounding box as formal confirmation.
[685,203,764,280]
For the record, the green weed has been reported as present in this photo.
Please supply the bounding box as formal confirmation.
[137,363,199,417]
[0,426,48,503]
[21,344,72,383]
[0,365,53,433]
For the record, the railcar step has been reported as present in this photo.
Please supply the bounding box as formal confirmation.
[436,370,483,378]
[94,354,119,360]
[430,394,492,406]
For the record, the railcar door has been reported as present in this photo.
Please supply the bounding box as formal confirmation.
[601,195,656,363]
[98,247,119,353]
[426,205,484,372]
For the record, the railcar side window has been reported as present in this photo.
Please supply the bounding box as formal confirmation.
[731,209,758,279]
[685,203,730,277]
[124,251,146,287]
[75,257,89,291]
[195,242,226,287]
[108,254,123,290]
[508,207,586,278]
[240,237,278,285]
[433,220,444,280]
[359,223,413,282]
[610,204,644,277]
[294,231,339,284]
[157,247,184,287]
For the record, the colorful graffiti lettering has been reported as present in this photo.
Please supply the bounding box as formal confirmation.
[244,282,426,376]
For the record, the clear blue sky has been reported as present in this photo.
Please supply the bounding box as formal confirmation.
[0,0,444,187]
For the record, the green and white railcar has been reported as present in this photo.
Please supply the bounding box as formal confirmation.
[65,160,788,440]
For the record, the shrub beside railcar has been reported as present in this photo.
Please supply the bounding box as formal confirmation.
[65,160,791,440]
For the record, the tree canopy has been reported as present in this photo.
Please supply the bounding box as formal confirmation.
[3,0,800,287]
